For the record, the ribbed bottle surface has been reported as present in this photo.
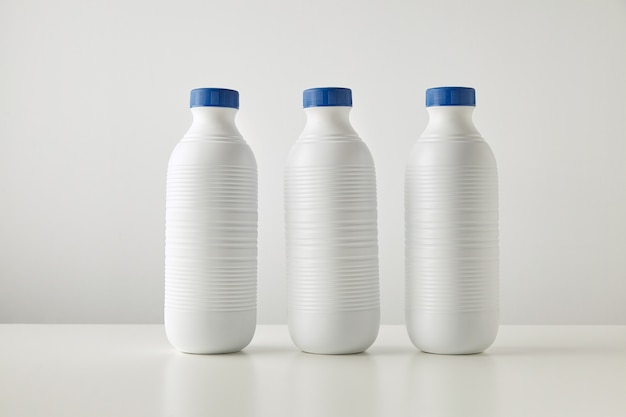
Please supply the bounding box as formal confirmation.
[405,164,498,313]
[285,165,380,313]
[164,98,257,354]
[405,93,499,354]
[286,93,379,354]
[165,164,257,313]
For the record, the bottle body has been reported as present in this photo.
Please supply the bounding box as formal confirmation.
[286,90,380,354]
[165,91,257,354]
[405,88,498,354]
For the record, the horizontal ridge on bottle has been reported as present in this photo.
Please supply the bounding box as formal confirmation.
[406,164,497,314]
[286,164,379,314]
[165,163,257,313]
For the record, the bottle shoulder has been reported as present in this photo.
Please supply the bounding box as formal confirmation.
[407,137,497,168]
[286,137,374,168]
[168,138,257,169]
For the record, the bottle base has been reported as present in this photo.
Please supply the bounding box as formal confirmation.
[165,309,256,354]
[406,310,498,354]
[288,308,380,355]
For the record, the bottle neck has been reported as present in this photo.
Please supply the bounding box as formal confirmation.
[299,106,359,141]
[184,107,242,140]
[421,106,482,140]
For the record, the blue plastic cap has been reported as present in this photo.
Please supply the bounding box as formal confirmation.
[190,88,239,108]
[303,87,352,108]
[426,86,475,107]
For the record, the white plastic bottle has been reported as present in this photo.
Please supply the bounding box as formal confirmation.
[405,86,499,354]
[165,88,257,354]
[285,87,380,354]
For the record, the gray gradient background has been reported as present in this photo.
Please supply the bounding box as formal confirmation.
[1,0,625,324]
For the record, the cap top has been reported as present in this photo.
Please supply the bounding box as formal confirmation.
[303,87,352,108]
[426,86,475,107]
[190,88,239,108]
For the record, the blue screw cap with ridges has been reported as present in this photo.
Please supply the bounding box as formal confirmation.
[190,88,239,108]
[303,87,352,108]
[426,87,476,107]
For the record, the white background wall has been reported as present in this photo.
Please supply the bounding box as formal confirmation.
[1,0,625,324]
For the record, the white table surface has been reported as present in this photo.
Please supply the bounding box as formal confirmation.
[0,325,624,417]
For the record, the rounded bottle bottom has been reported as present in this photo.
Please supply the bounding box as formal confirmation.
[288,308,380,354]
[406,310,498,354]
[165,309,256,354]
